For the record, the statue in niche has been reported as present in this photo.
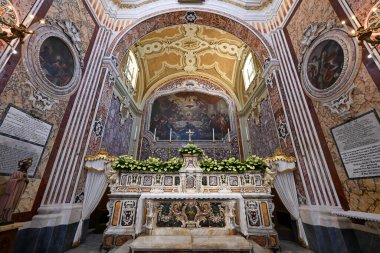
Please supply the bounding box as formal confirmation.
[0,157,32,224]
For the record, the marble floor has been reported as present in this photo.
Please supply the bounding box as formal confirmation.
[65,233,314,253]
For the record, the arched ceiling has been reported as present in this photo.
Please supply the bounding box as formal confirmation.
[118,24,263,104]
[111,0,273,10]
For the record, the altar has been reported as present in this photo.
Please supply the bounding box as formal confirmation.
[101,151,279,252]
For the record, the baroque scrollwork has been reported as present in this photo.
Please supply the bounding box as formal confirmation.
[45,17,85,67]
[120,200,137,227]
[322,84,355,116]
[29,89,59,115]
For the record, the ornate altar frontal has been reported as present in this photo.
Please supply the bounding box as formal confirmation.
[103,154,278,251]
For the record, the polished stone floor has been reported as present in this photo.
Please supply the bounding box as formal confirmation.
[65,233,314,253]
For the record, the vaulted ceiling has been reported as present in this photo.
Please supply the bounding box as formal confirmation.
[118,24,263,104]
[111,0,273,10]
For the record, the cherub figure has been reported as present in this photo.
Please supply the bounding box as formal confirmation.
[263,167,276,188]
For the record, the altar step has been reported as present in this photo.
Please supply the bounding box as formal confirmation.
[111,235,271,253]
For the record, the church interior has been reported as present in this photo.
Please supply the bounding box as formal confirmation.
[0,0,379,253]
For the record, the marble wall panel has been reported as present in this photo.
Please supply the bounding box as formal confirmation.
[87,73,114,155]
[286,0,380,212]
[345,0,376,25]
[0,0,96,213]
[101,95,133,157]
[46,0,95,56]
[266,75,309,204]
[11,0,38,23]
[247,97,280,157]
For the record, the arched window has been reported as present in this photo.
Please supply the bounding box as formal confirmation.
[242,52,256,90]
[124,51,139,88]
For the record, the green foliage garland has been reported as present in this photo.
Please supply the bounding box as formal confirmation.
[112,156,182,173]
[200,155,268,173]
[178,144,204,156]
[113,150,268,174]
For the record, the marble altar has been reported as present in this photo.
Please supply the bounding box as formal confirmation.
[102,154,278,251]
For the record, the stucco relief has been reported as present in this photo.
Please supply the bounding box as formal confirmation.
[286,0,338,58]
[287,0,380,213]
[47,0,95,57]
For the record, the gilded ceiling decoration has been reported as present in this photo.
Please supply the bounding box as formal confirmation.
[125,24,249,95]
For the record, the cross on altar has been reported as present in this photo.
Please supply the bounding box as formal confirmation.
[186,129,194,142]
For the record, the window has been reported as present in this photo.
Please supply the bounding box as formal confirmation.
[242,52,256,90]
[124,50,139,88]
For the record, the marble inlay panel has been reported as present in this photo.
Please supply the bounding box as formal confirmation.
[248,97,280,157]
[346,0,376,25]
[101,96,133,156]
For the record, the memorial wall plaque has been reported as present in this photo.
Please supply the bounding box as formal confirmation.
[331,110,380,179]
[0,105,52,177]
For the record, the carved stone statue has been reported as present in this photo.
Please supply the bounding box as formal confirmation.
[0,157,32,224]
[105,168,119,187]
[262,167,276,188]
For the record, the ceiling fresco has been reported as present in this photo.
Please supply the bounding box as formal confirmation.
[119,24,262,103]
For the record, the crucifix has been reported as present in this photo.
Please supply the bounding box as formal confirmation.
[186,129,194,143]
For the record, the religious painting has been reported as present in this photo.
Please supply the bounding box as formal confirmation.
[306,40,344,90]
[150,92,230,141]
[299,23,360,102]
[39,36,75,87]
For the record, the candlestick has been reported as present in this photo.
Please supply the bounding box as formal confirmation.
[154,128,156,141]
[212,128,215,142]
[169,128,172,142]
[228,128,231,142]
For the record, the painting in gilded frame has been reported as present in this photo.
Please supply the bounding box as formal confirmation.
[149,92,230,141]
